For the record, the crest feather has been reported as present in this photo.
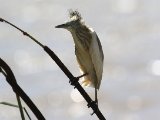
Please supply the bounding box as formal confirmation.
[69,9,82,21]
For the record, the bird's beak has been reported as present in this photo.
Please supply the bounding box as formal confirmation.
[55,23,68,28]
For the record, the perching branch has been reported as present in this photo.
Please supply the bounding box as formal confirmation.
[0,58,45,120]
[0,17,106,120]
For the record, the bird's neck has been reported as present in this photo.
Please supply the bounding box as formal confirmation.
[70,26,92,52]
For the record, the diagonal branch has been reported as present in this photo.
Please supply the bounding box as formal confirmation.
[0,17,106,120]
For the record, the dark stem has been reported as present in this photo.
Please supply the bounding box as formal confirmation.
[0,67,25,120]
[0,58,45,120]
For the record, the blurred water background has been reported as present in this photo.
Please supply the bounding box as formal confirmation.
[0,0,160,120]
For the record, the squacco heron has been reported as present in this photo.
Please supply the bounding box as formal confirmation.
[55,10,104,104]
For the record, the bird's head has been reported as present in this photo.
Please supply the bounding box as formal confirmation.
[55,10,84,31]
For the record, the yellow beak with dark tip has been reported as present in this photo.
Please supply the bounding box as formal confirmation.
[55,23,69,28]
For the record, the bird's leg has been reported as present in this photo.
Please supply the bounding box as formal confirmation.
[87,88,99,115]
[76,73,88,79]
[95,88,98,106]
[90,88,98,115]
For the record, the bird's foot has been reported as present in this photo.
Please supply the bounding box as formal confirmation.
[69,73,88,88]
[91,99,98,115]
[69,77,78,86]
[87,101,98,115]
[91,110,97,116]
[87,100,98,108]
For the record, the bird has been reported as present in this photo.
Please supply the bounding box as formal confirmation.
[55,10,104,105]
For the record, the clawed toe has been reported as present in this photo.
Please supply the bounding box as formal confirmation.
[87,101,98,115]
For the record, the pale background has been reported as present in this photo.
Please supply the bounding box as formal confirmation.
[0,0,160,120]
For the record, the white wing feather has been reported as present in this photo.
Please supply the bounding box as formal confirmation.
[89,29,104,89]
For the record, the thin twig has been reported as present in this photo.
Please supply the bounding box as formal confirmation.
[0,102,31,120]
[0,18,43,47]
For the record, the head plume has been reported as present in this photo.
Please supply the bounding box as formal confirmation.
[69,9,82,21]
